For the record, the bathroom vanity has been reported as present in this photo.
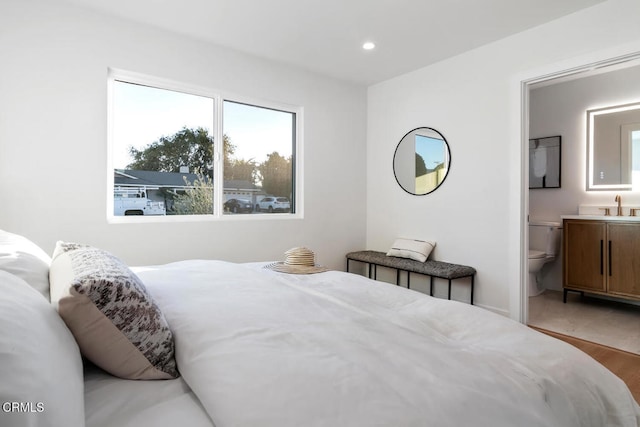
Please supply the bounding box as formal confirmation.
[562,215,640,303]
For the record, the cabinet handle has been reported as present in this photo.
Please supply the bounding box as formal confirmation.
[608,240,612,276]
[600,240,604,275]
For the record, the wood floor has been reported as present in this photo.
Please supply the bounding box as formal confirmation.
[532,326,640,404]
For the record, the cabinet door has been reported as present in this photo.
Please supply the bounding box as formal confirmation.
[563,220,606,292]
[607,223,640,297]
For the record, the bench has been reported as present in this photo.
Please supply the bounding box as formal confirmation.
[345,250,476,305]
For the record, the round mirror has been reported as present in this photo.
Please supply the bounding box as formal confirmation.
[393,127,451,195]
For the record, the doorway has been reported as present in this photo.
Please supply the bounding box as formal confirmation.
[522,52,640,354]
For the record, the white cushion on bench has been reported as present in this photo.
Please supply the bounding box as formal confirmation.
[387,238,435,262]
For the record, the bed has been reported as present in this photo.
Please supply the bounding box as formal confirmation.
[1,230,639,427]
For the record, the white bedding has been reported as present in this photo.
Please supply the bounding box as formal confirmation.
[122,260,640,427]
[84,364,214,427]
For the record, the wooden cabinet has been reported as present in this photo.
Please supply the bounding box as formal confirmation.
[563,220,606,293]
[607,223,640,297]
[563,219,640,302]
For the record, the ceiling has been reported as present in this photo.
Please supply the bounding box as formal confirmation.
[60,0,605,86]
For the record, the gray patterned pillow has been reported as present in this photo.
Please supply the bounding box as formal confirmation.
[49,242,178,380]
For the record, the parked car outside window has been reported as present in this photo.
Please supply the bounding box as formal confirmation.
[224,198,253,214]
[256,196,290,213]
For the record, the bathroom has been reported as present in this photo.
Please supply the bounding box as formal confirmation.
[527,59,640,352]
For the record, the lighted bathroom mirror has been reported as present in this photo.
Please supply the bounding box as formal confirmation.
[587,102,640,191]
[529,136,561,189]
[393,127,451,195]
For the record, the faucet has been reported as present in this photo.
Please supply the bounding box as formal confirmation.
[615,194,623,216]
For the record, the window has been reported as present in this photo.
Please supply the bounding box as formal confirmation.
[629,128,640,190]
[108,70,299,219]
[223,101,295,214]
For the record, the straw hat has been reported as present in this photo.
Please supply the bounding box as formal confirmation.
[265,247,329,274]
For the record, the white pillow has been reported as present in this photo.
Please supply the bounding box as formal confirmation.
[0,229,51,300]
[387,238,436,262]
[0,270,84,427]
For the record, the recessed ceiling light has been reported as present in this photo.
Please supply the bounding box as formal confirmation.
[362,42,375,50]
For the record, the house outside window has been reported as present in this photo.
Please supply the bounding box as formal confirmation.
[108,70,300,220]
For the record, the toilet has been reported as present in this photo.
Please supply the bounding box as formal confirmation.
[528,220,562,296]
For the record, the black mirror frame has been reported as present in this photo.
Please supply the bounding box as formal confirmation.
[392,127,451,196]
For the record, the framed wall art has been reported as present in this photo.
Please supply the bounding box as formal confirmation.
[529,135,561,189]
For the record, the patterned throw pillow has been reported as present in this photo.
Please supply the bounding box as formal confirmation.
[49,242,178,380]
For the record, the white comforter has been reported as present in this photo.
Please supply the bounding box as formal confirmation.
[84,364,213,427]
[135,260,640,427]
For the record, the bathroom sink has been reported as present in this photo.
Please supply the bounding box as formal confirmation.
[561,214,640,222]
[565,204,640,221]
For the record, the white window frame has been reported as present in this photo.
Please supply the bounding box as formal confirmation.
[107,68,303,223]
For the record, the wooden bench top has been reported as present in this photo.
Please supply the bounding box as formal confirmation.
[346,250,476,280]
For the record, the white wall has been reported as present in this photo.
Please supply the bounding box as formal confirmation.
[530,64,640,291]
[367,0,640,317]
[0,0,367,269]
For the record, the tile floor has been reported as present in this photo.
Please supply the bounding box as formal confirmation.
[528,290,640,355]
